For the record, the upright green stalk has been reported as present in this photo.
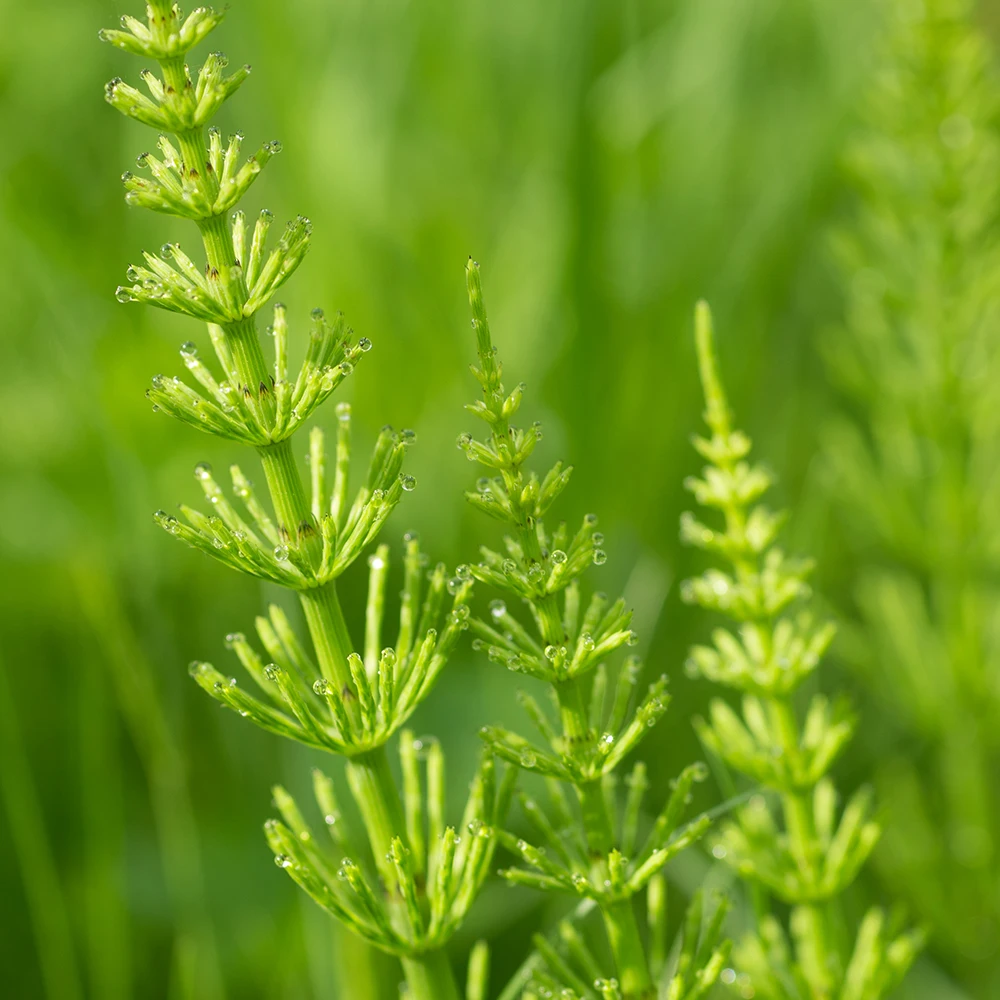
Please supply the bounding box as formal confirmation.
[824,0,1000,990]
[73,563,225,1000]
[456,261,730,1000]
[100,5,511,996]
[0,656,83,1000]
[680,303,923,999]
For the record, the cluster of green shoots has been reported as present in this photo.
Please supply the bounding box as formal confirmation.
[680,304,924,998]
[101,4,926,1000]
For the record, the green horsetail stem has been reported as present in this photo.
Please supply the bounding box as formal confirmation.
[456,260,730,1000]
[681,302,924,999]
[100,5,509,998]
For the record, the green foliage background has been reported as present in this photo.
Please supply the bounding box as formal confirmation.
[0,0,996,997]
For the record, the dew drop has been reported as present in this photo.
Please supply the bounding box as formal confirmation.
[400,474,416,492]
[358,337,372,352]
[550,549,567,565]
[194,462,212,480]
[412,735,438,759]
[593,549,608,565]
[313,679,333,696]
[273,545,289,561]
[489,599,506,620]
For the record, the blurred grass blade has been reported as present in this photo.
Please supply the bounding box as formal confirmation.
[79,651,130,1000]
[0,654,84,1000]
[71,558,226,1000]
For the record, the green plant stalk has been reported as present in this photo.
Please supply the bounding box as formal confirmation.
[554,679,653,996]
[79,656,129,1000]
[73,562,226,1000]
[345,749,408,891]
[681,302,922,998]
[99,6,476,995]
[601,900,654,999]
[400,951,462,1000]
[258,440,316,543]
[187,231,414,917]
[456,261,721,1000]
[714,422,833,984]
[823,0,1000,984]
[299,584,358,696]
[0,655,84,1000]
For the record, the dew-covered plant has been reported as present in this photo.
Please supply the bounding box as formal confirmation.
[680,303,923,999]
[100,5,510,997]
[454,262,730,1000]
[823,0,1000,990]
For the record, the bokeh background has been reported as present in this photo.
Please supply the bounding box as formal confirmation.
[1,0,998,997]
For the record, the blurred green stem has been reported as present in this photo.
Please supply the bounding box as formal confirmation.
[0,655,84,1000]
[80,654,129,1000]
[768,696,834,994]
[399,951,461,1000]
[73,562,226,1000]
[602,899,654,1000]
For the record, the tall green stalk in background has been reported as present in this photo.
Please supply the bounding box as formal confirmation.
[823,0,1000,993]
[456,262,729,1000]
[681,304,922,999]
[100,6,510,998]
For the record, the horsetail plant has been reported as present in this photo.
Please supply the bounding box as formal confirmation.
[101,5,513,998]
[824,0,1000,988]
[456,261,729,1000]
[514,886,730,1000]
[681,303,923,998]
